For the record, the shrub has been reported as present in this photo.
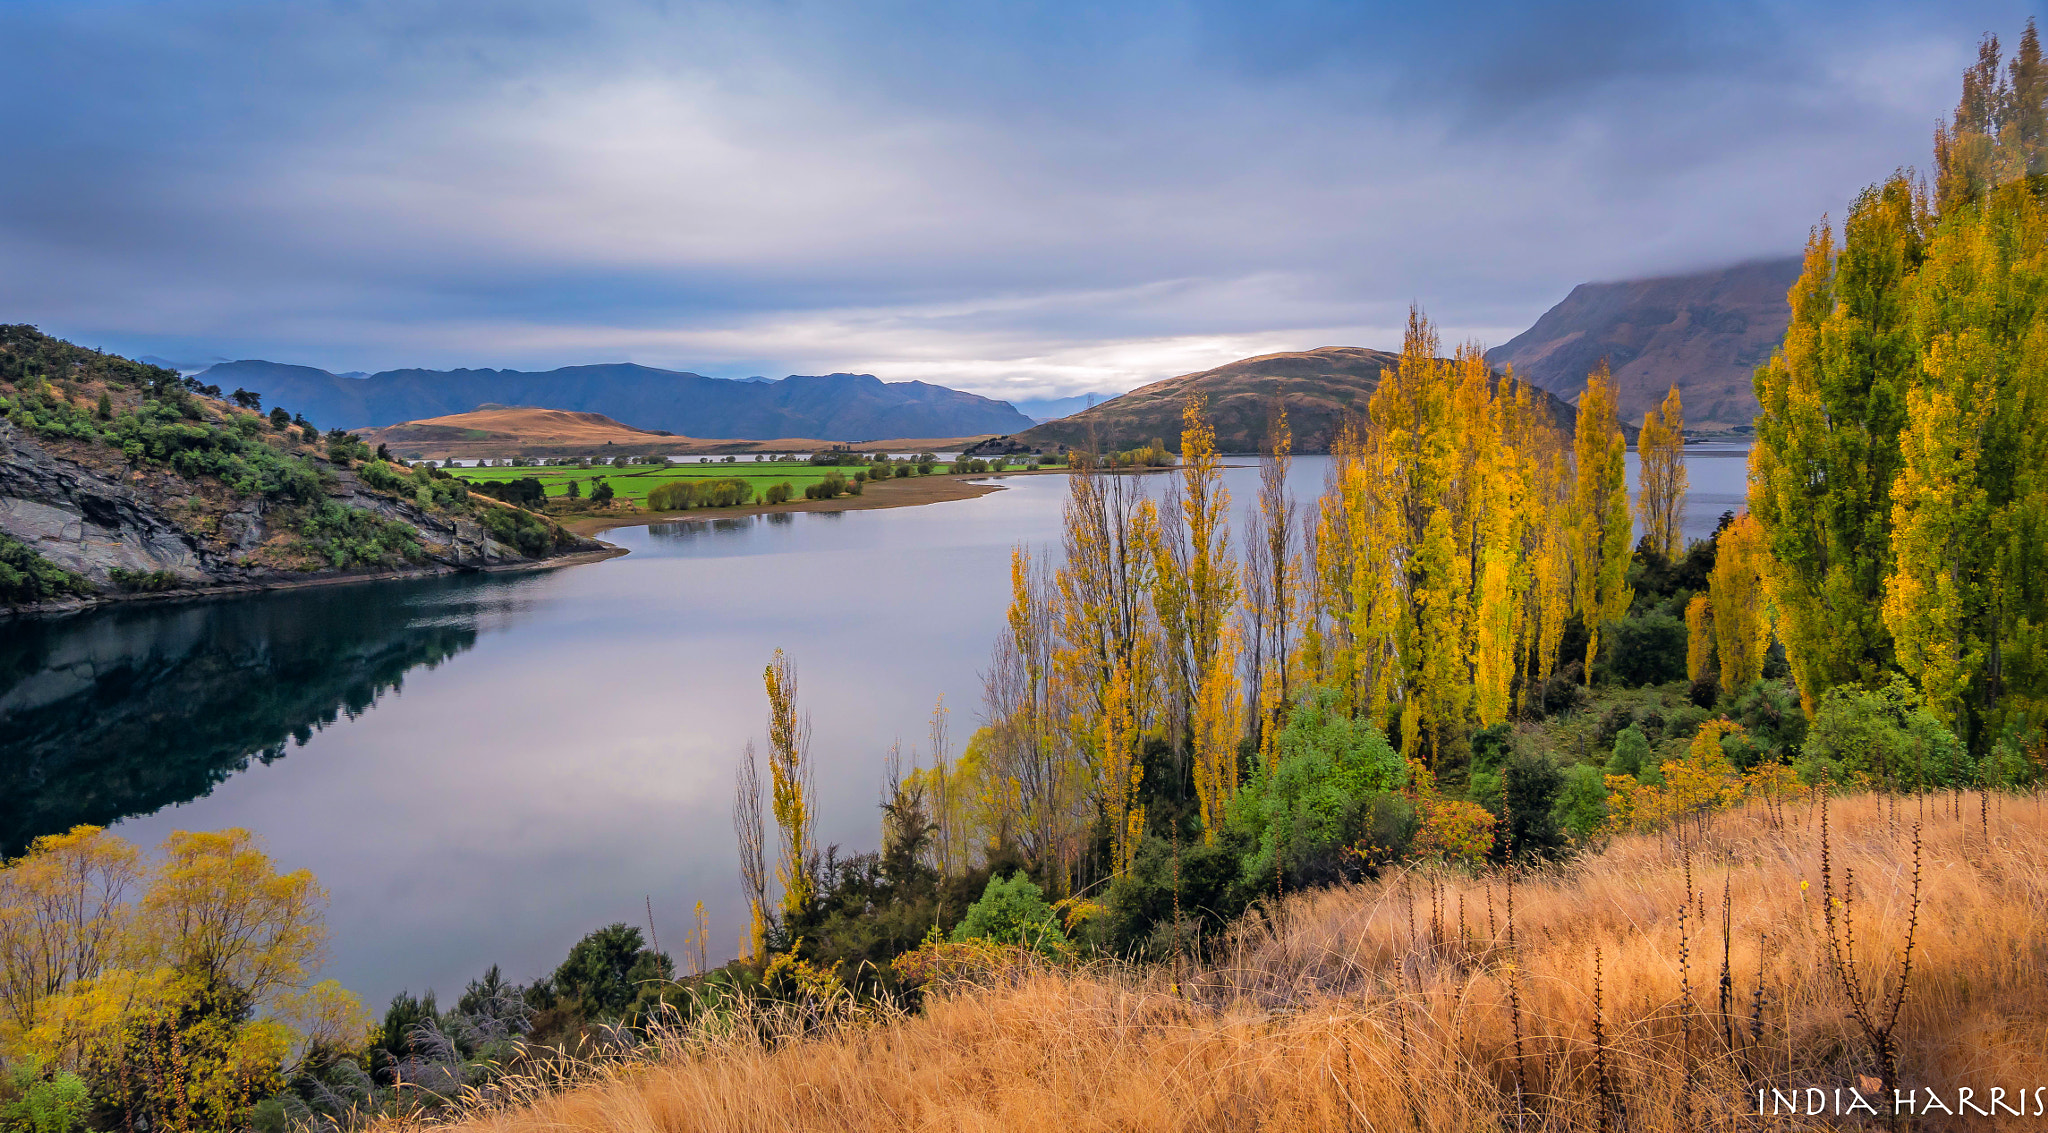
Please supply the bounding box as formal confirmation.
[1227,687,1408,885]
[1554,763,1610,841]
[764,481,794,505]
[0,533,96,604]
[294,502,424,569]
[649,477,752,511]
[107,567,179,592]
[952,874,1067,955]
[1599,613,1688,686]
[1605,724,1658,783]
[357,460,407,493]
[1797,677,1970,790]
[480,506,561,557]
[1498,749,1568,860]
[472,476,546,509]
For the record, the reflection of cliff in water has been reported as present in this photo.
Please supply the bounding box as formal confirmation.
[0,578,502,854]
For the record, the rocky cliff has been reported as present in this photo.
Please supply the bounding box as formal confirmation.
[0,326,599,614]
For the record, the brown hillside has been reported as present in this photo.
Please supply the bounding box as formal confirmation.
[1008,346,1577,454]
[1485,256,1801,429]
[359,406,678,457]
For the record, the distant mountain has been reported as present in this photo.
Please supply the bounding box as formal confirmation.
[1485,257,1801,429]
[197,360,1034,441]
[1010,392,1119,423]
[999,347,1578,455]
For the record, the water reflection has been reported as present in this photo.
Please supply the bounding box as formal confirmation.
[0,578,527,855]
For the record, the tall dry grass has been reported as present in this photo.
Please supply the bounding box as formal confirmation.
[418,792,2048,1132]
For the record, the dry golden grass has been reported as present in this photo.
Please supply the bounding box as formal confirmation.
[420,792,2048,1132]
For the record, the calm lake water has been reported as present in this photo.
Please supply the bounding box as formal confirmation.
[0,448,1747,1004]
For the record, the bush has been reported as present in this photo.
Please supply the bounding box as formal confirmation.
[0,533,95,604]
[648,477,752,511]
[1797,677,1970,790]
[763,481,794,504]
[2,1060,92,1133]
[1227,687,1409,885]
[471,476,546,509]
[295,502,424,569]
[1605,724,1657,782]
[107,567,179,592]
[1498,749,1568,860]
[1599,613,1688,686]
[951,874,1067,955]
[480,506,562,557]
[1554,763,1610,841]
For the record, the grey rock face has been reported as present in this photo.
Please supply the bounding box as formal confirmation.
[0,420,219,584]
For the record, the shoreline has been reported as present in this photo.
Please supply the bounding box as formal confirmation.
[3,544,629,621]
[556,470,1046,536]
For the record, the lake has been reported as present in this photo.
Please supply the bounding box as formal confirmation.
[0,448,1749,1004]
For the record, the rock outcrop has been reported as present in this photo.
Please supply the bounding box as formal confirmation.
[0,417,599,611]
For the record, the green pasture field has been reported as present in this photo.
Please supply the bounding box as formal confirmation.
[447,460,943,504]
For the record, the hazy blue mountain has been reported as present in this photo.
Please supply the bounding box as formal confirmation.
[197,360,1033,440]
[1010,392,1121,423]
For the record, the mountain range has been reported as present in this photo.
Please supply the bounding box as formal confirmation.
[196,360,1034,441]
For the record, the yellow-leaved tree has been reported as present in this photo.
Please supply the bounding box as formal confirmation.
[1,826,368,1133]
[1710,514,1771,694]
[763,649,815,919]
[1635,385,1687,560]
[1573,361,1634,679]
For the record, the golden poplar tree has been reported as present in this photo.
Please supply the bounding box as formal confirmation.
[1572,361,1634,678]
[1685,592,1715,684]
[1709,515,1770,694]
[1636,386,1687,560]
[762,649,814,919]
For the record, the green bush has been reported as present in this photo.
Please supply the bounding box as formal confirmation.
[295,503,424,569]
[763,481,794,504]
[1554,763,1610,841]
[358,460,407,492]
[2,1060,92,1133]
[0,533,95,605]
[1797,677,1971,790]
[107,567,179,592]
[1498,749,1568,860]
[480,506,562,557]
[1599,613,1688,686]
[1605,724,1661,783]
[951,874,1067,955]
[1227,687,1408,885]
[649,477,753,510]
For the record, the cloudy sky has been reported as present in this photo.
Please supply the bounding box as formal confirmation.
[0,1,2032,401]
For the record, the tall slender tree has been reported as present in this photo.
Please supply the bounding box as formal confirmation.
[1573,362,1634,680]
[762,650,814,920]
[1636,386,1687,560]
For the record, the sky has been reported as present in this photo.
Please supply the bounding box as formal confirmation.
[1,0,2037,402]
